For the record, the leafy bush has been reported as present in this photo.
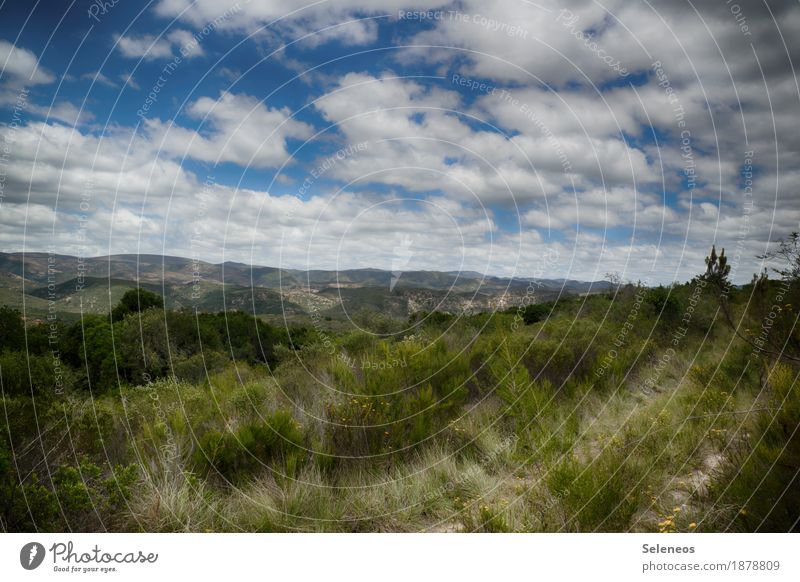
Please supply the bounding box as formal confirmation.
[547,455,644,532]
[323,340,471,459]
[522,303,551,325]
[709,363,800,531]
[0,351,74,396]
[0,306,24,352]
[193,411,306,481]
[646,286,682,321]
[52,460,138,531]
[0,433,136,532]
[111,288,164,321]
[61,314,118,392]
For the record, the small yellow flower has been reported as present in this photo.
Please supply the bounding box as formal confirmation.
[688,522,697,529]
[673,507,681,512]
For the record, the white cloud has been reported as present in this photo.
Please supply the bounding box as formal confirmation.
[3,1,799,285]
[119,72,140,90]
[154,0,450,45]
[27,101,94,125]
[113,29,208,61]
[311,72,658,207]
[114,33,174,60]
[0,121,199,208]
[0,40,55,85]
[80,70,118,88]
[144,91,313,168]
[166,29,204,58]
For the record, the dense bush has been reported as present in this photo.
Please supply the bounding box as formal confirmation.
[111,288,164,321]
[0,433,136,532]
[193,411,306,481]
[0,306,24,352]
[4,287,295,392]
[645,286,682,321]
[0,351,74,396]
[522,303,551,325]
[3,270,800,532]
[710,363,800,532]
[547,454,645,532]
[323,339,471,458]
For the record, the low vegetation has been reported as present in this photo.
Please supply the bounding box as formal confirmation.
[2,248,799,532]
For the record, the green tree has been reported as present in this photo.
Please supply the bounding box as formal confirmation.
[111,288,164,322]
[703,242,800,364]
[522,303,550,325]
[703,245,731,290]
[0,351,74,396]
[0,307,24,353]
[61,315,118,392]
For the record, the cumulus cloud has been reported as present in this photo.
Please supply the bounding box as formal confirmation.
[3,1,798,284]
[144,91,313,168]
[114,29,206,60]
[0,39,55,86]
[154,0,451,45]
[114,33,174,60]
[27,101,94,125]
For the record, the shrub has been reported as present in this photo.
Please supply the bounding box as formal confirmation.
[0,351,74,396]
[709,363,800,531]
[52,460,138,531]
[646,286,682,321]
[323,340,471,459]
[193,411,306,481]
[547,455,644,532]
[0,433,136,532]
[522,303,551,325]
[0,307,24,352]
[112,288,164,322]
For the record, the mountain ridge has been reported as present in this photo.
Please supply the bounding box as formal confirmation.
[0,251,613,292]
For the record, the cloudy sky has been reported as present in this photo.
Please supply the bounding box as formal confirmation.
[1,0,798,283]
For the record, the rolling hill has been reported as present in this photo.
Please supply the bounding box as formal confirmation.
[0,252,612,320]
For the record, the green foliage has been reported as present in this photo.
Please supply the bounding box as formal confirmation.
[322,339,471,459]
[24,320,68,356]
[0,434,57,531]
[352,308,403,335]
[0,306,24,353]
[5,255,800,533]
[205,311,283,366]
[463,504,512,532]
[0,433,136,532]
[52,460,138,531]
[547,455,644,532]
[645,286,682,321]
[193,411,306,482]
[0,351,74,396]
[58,314,118,392]
[703,245,731,289]
[409,311,454,326]
[111,288,164,321]
[522,303,550,325]
[710,363,800,531]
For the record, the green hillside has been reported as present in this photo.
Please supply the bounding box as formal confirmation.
[2,250,799,533]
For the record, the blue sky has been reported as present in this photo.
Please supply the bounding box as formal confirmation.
[1,0,799,283]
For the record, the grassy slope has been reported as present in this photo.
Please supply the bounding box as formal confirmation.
[7,287,792,533]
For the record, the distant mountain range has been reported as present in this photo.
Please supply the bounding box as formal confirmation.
[0,252,613,321]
